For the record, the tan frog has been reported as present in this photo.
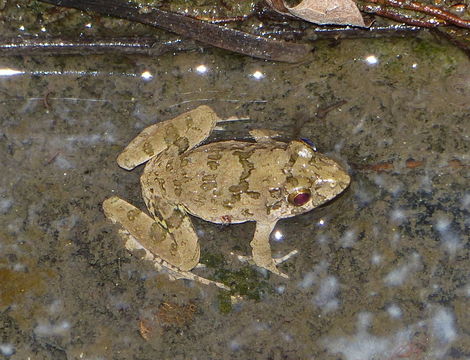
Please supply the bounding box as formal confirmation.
[103,106,350,289]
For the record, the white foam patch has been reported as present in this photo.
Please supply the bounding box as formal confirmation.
[34,320,71,337]
[373,175,386,187]
[431,308,457,345]
[323,314,415,360]
[0,344,14,356]
[357,312,373,332]
[54,155,74,170]
[229,339,241,351]
[298,261,329,289]
[324,331,389,360]
[0,198,13,214]
[371,252,382,265]
[352,117,365,135]
[314,276,340,313]
[340,229,357,248]
[299,271,316,289]
[355,187,373,206]
[465,284,470,297]
[384,265,410,286]
[390,208,407,225]
[462,193,470,209]
[419,175,433,193]
[324,307,459,359]
[386,304,402,319]
[48,299,64,314]
[316,234,329,244]
[384,253,421,287]
[435,217,451,232]
[434,217,463,256]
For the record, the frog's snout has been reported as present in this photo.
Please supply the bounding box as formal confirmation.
[336,168,351,191]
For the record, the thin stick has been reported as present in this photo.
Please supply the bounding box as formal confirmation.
[366,0,470,29]
[359,4,445,27]
[0,36,197,56]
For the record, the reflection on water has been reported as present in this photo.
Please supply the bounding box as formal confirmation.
[0,37,469,359]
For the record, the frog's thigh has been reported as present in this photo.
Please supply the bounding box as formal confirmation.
[117,105,220,170]
[250,222,288,278]
[102,196,199,271]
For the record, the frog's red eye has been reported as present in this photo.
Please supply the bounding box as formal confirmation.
[288,189,311,206]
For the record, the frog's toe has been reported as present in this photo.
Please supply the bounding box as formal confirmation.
[235,252,292,278]
[265,263,289,279]
[253,258,289,278]
[273,249,299,265]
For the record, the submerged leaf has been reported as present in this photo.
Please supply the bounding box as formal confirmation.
[267,0,366,27]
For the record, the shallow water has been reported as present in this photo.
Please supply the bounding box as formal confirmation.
[0,35,469,359]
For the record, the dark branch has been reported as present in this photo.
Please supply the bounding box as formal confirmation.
[37,0,313,63]
[364,0,470,29]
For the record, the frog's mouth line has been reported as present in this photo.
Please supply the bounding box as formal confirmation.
[316,183,351,209]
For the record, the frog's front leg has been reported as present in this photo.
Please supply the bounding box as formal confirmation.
[117,105,220,170]
[250,222,290,278]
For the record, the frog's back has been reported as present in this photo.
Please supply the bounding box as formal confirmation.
[175,140,290,223]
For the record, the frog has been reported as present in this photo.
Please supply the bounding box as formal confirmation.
[103,105,350,289]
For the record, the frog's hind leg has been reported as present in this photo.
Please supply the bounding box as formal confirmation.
[103,197,228,289]
[103,196,199,271]
[117,105,220,170]
[118,228,229,290]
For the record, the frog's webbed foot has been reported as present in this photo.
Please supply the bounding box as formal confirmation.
[248,222,296,279]
[249,129,285,143]
[235,249,298,278]
[117,105,220,170]
[253,256,289,279]
[103,196,229,290]
[120,229,229,290]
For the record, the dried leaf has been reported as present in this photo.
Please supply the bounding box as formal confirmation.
[267,0,366,27]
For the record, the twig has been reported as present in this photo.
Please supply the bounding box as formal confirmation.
[0,36,197,57]
[38,0,313,63]
[365,0,470,29]
[359,4,445,27]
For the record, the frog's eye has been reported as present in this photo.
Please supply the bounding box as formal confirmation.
[288,189,312,206]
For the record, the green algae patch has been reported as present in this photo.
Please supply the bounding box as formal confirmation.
[199,252,226,269]
[214,266,272,313]
[200,252,272,312]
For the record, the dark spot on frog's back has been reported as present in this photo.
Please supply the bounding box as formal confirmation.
[174,137,189,154]
[166,209,185,229]
[242,208,254,216]
[173,179,182,196]
[246,191,261,199]
[143,141,154,156]
[207,161,219,170]
[201,182,217,191]
[184,114,194,126]
[229,180,249,193]
[207,151,222,161]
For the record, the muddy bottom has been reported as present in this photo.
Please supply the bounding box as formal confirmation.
[0,35,469,359]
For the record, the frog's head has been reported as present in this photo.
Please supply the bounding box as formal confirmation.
[282,140,350,215]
